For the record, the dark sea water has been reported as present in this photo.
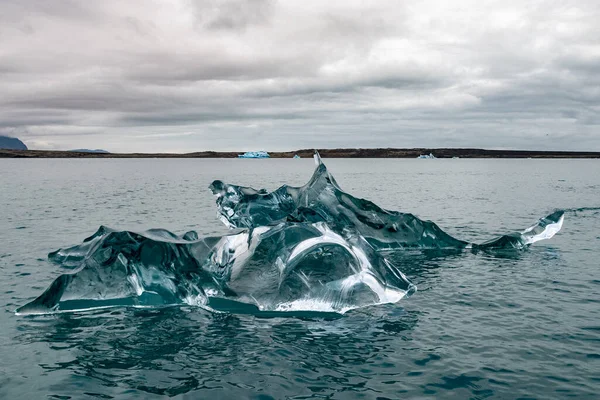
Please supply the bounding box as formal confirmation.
[1,158,599,399]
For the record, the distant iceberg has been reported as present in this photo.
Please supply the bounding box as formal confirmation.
[238,151,270,158]
[417,153,436,159]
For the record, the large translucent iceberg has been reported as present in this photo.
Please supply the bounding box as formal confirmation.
[210,152,564,251]
[16,222,415,315]
[16,152,563,315]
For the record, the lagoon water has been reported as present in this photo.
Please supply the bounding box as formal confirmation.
[0,158,599,399]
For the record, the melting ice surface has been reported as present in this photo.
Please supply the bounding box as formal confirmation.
[17,153,564,316]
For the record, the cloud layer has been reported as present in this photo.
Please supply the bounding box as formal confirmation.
[1,0,599,151]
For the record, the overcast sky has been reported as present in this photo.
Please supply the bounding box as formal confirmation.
[1,0,599,152]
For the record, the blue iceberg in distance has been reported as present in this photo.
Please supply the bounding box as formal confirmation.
[16,152,564,315]
[238,151,270,158]
[417,153,436,159]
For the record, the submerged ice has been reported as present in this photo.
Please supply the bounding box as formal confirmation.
[17,153,564,315]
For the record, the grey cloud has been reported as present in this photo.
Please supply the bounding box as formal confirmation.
[0,113,73,129]
[120,111,307,126]
[190,0,275,31]
[0,0,100,22]
[0,0,599,152]
[124,51,313,82]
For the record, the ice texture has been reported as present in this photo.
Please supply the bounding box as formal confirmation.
[210,152,564,251]
[16,222,414,315]
[17,152,564,315]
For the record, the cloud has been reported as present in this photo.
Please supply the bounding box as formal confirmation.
[0,0,598,152]
[189,0,275,31]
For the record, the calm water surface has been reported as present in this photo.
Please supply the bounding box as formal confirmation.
[0,158,599,399]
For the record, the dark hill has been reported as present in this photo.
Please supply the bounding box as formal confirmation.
[0,136,27,150]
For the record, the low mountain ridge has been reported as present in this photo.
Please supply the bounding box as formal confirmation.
[68,149,110,154]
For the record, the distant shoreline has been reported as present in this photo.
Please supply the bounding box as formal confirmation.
[1,148,600,159]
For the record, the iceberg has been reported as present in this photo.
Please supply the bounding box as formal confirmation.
[238,151,270,158]
[16,222,414,315]
[16,152,564,315]
[417,153,436,159]
[210,152,564,251]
